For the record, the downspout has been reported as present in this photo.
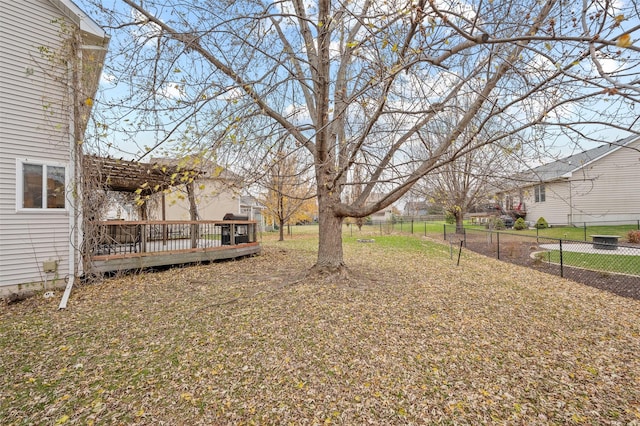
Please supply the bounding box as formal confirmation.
[568,180,572,225]
[55,3,109,309]
[60,29,82,310]
[59,167,77,309]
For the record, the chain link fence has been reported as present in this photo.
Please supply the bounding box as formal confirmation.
[287,219,639,299]
[443,225,640,300]
[344,217,449,239]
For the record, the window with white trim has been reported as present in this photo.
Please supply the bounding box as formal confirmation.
[18,161,67,209]
[534,184,545,203]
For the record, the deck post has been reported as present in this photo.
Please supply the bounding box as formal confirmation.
[162,193,168,246]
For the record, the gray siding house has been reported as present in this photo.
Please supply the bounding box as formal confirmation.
[496,135,640,226]
[0,0,108,296]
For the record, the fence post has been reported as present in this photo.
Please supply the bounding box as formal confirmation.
[411,219,414,234]
[424,221,427,237]
[497,231,500,260]
[559,239,564,278]
[583,222,587,241]
[443,224,447,241]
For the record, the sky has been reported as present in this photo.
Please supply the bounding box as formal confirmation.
[74,0,640,166]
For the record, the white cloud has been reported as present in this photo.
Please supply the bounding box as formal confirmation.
[431,0,477,21]
[215,86,244,101]
[284,103,312,125]
[594,55,624,75]
[130,7,162,46]
[100,73,116,85]
[157,82,184,99]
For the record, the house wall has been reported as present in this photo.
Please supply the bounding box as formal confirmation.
[516,138,640,226]
[150,179,240,220]
[567,138,640,224]
[521,181,571,225]
[370,208,394,222]
[0,0,76,294]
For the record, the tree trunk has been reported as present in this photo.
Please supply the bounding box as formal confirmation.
[187,182,199,248]
[314,193,345,272]
[455,212,465,234]
[278,218,285,241]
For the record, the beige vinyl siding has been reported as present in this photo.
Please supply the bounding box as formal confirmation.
[0,0,73,291]
[154,179,240,221]
[193,181,239,220]
[568,138,640,223]
[0,215,71,279]
[518,138,640,226]
[522,180,571,225]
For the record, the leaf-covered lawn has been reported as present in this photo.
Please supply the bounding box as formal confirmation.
[1,234,639,425]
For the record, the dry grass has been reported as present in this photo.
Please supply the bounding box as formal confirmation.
[1,233,639,425]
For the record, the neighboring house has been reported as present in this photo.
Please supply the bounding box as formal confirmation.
[104,201,136,221]
[103,193,138,221]
[240,195,265,229]
[366,193,396,222]
[403,201,431,217]
[0,0,108,296]
[148,157,247,221]
[496,135,640,226]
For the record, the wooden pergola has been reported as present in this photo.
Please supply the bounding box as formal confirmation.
[84,155,202,219]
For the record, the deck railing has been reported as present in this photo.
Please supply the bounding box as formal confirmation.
[92,220,258,257]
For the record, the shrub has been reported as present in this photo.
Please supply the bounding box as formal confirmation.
[514,217,527,230]
[445,211,456,224]
[535,217,549,229]
[486,216,505,230]
[627,230,640,244]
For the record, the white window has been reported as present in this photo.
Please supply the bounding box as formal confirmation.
[17,160,67,210]
[534,184,545,203]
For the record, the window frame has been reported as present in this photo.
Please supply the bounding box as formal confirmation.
[16,159,69,212]
[534,184,546,203]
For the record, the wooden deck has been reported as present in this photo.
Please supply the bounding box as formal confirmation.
[88,220,260,273]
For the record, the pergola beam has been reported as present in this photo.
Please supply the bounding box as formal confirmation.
[84,155,201,195]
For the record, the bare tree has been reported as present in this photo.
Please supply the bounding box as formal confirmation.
[411,101,527,233]
[417,151,515,233]
[259,139,316,241]
[84,0,640,274]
